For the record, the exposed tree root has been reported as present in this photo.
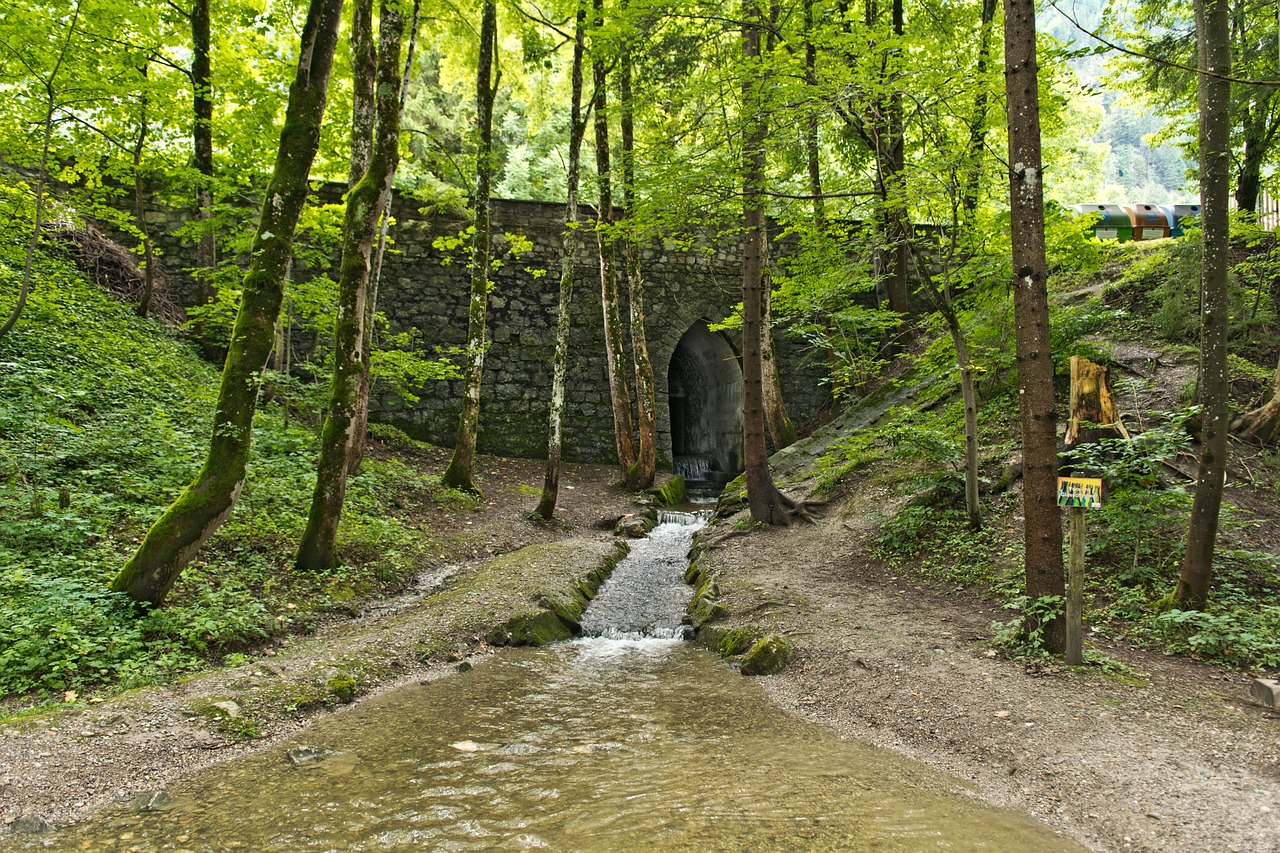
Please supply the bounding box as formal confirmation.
[776,492,827,526]
[1231,399,1280,445]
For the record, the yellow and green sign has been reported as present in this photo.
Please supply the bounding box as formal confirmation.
[1057,477,1102,508]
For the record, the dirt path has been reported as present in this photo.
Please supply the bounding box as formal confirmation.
[694,490,1280,852]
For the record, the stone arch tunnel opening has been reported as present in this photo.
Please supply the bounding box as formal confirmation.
[667,321,743,492]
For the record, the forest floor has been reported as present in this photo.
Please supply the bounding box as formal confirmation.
[1,444,1278,851]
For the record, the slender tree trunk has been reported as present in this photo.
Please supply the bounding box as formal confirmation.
[962,0,998,216]
[803,0,825,233]
[442,0,498,492]
[913,238,981,530]
[760,238,794,449]
[1175,0,1232,611]
[191,0,215,304]
[295,0,405,573]
[620,27,656,489]
[593,2,638,484]
[131,69,157,319]
[110,0,345,606]
[1004,0,1065,651]
[534,1,588,520]
[742,0,789,525]
[0,1,80,342]
[348,0,422,476]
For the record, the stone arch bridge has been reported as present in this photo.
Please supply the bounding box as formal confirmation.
[144,195,831,480]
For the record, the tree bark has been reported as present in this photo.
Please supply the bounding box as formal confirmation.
[441,0,498,493]
[348,0,422,477]
[131,68,157,319]
[1004,0,1065,651]
[110,0,345,606]
[803,0,825,233]
[190,0,215,304]
[620,25,656,489]
[760,238,794,449]
[962,0,998,217]
[741,0,790,525]
[295,0,405,573]
[1175,0,1232,611]
[593,0,638,485]
[534,0,588,520]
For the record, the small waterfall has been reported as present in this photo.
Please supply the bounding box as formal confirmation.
[579,514,707,641]
[673,454,712,482]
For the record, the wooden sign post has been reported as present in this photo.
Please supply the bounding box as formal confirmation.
[1057,476,1102,666]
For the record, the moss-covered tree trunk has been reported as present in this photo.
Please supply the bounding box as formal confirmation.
[110,0,345,606]
[592,7,638,485]
[741,0,789,525]
[1004,0,1064,651]
[295,0,405,573]
[534,0,588,520]
[348,0,422,477]
[442,0,497,493]
[619,24,656,489]
[1175,0,1232,611]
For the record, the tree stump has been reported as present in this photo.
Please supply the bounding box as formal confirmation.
[1065,355,1131,449]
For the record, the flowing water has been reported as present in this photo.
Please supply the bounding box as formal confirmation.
[21,515,1082,852]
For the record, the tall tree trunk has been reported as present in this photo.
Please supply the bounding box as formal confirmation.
[110,0,345,606]
[348,0,422,476]
[1004,0,1065,651]
[534,0,588,520]
[760,238,795,449]
[295,0,405,573]
[619,23,657,489]
[803,0,825,233]
[962,0,998,217]
[191,0,215,304]
[593,1,638,485]
[441,0,498,492]
[1175,0,1232,611]
[131,68,157,319]
[741,0,789,525]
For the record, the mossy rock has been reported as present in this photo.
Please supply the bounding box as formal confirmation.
[739,634,793,676]
[719,627,764,657]
[487,609,573,646]
[652,475,686,507]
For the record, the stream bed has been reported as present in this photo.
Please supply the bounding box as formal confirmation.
[19,516,1083,852]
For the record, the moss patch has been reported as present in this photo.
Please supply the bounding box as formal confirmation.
[739,634,793,676]
[652,475,686,507]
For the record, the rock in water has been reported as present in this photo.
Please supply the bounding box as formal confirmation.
[287,745,335,766]
[12,815,51,834]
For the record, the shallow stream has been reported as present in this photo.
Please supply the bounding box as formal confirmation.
[22,515,1082,851]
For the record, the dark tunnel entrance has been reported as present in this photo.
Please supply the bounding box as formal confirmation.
[667,322,743,492]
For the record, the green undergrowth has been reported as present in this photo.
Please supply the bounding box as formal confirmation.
[0,243,443,711]
[811,230,1280,671]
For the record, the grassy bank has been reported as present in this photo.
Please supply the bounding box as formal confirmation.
[0,243,449,710]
